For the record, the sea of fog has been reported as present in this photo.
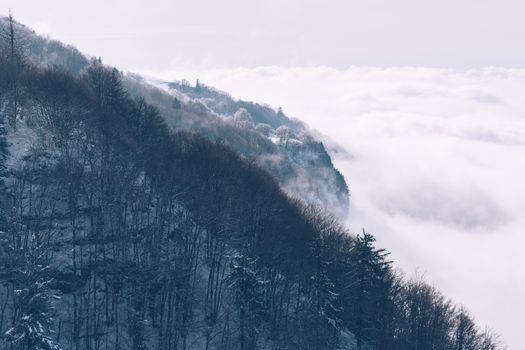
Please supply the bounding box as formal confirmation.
[145,66,525,349]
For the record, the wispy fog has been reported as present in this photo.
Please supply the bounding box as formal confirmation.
[145,66,525,348]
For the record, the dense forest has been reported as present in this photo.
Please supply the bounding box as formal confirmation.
[0,14,503,350]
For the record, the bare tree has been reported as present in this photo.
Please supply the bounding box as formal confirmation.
[0,11,27,127]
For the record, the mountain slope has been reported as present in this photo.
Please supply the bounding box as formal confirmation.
[0,16,503,350]
[1,17,349,218]
[132,76,349,218]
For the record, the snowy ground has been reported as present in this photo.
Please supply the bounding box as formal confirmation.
[144,66,525,349]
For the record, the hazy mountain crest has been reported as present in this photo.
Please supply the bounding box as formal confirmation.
[2,16,349,218]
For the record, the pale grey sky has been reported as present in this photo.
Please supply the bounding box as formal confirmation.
[1,0,525,70]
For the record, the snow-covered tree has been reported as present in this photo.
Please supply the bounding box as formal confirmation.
[312,235,342,328]
[4,250,61,350]
[226,254,265,350]
[233,108,254,129]
[254,123,272,137]
[275,126,295,146]
[301,206,344,348]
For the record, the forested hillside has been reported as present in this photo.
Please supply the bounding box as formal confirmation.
[0,16,349,219]
[0,14,503,350]
[135,77,350,219]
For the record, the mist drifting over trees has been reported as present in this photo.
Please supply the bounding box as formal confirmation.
[0,15,504,350]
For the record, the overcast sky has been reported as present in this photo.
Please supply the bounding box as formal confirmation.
[2,1,524,348]
[2,0,525,70]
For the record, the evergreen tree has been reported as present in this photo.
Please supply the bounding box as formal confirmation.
[4,249,61,350]
[347,230,392,350]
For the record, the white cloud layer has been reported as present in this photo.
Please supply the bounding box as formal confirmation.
[143,66,525,349]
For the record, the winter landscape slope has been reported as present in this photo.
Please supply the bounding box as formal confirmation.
[126,75,350,218]
[0,16,504,350]
[1,16,349,218]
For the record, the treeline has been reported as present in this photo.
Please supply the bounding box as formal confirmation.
[0,14,503,350]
